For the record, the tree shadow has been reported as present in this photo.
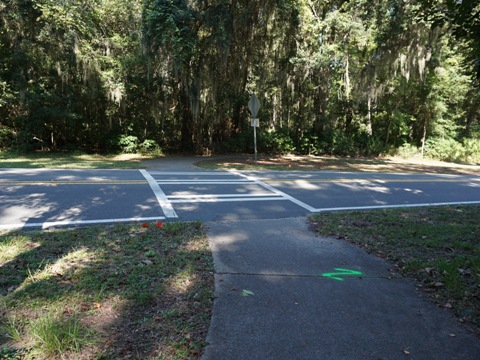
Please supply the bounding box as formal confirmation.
[0,223,214,359]
[195,155,480,175]
[0,176,164,230]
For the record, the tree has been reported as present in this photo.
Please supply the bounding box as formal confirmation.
[0,0,478,158]
[419,0,480,86]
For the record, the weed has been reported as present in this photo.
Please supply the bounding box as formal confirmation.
[29,312,86,357]
[163,222,186,236]
[92,284,107,303]
[2,315,22,342]
[145,250,156,258]
[0,346,24,360]
[161,308,180,318]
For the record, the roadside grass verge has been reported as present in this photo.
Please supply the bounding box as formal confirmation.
[309,205,480,333]
[0,151,156,169]
[0,222,214,359]
[2,151,479,175]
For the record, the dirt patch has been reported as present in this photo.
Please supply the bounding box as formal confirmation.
[196,154,480,175]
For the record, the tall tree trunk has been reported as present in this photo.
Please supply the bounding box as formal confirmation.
[345,53,351,101]
[366,96,373,136]
[420,117,428,158]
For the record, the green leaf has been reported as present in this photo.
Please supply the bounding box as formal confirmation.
[241,289,255,297]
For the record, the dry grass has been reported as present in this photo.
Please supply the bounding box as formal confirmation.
[0,222,213,359]
[196,154,480,175]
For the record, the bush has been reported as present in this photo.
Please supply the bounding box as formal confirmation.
[424,138,459,161]
[259,129,296,154]
[214,132,252,153]
[326,129,357,156]
[139,139,162,155]
[0,125,15,149]
[111,136,163,155]
[117,135,139,153]
[425,137,480,164]
[361,135,385,156]
[396,143,422,159]
[461,138,480,164]
[298,133,321,155]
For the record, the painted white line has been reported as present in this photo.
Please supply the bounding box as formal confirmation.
[0,216,167,230]
[147,171,235,176]
[310,201,480,213]
[168,193,280,199]
[157,181,254,185]
[169,197,287,204]
[139,169,178,218]
[263,178,480,184]
[156,179,250,182]
[230,170,317,212]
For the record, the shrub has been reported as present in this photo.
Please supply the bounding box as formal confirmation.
[461,138,480,164]
[215,132,252,153]
[139,139,162,155]
[424,138,459,161]
[259,129,296,154]
[329,130,357,156]
[396,143,421,159]
[117,135,139,153]
[0,125,15,149]
[425,137,480,164]
[298,133,321,155]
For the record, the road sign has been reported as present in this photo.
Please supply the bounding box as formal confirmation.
[251,118,259,127]
[248,93,260,118]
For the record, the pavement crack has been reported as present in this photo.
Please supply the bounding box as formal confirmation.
[216,271,397,280]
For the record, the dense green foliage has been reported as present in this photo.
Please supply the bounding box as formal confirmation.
[0,0,479,159]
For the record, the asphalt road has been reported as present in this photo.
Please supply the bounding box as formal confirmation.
[1,167,480,229]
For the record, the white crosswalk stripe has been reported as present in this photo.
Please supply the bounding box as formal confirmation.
[141,170,291,217]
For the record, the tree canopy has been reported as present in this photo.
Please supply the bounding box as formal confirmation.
[1,0,479,161]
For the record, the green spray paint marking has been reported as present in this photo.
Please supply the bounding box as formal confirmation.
[322,268,363,281]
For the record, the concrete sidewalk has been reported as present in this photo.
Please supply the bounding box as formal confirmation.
[202,217,480,360]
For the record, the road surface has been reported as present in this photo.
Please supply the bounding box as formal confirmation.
[1,167,479,229]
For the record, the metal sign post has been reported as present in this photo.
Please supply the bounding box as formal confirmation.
[251,118,259,163]
[248,94,260,164]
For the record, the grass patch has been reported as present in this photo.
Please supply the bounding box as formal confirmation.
[29,313,85,357]
[0,221,214,359]
[309,205,480,333]
[0,151,156,169]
